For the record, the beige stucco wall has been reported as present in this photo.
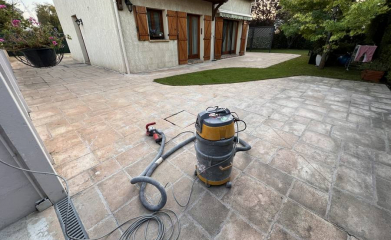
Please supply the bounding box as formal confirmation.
[118,0,212,73]
[53,0,251,74]
[53,0,126,73]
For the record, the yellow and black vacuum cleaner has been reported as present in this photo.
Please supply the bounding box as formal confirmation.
[194,107,251,188]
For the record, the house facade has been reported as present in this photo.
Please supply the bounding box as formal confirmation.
[53,0,253,73]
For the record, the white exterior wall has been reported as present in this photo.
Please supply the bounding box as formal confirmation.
[54,0,252,73]
[118,0,212,73]
[53,0,126,73]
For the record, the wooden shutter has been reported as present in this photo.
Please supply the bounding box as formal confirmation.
[239,21,248,56]
[203,15,212,61]
[177,12,188,65]
[214,17,223,60]
[167,10,178,40]
[134,6,149,41]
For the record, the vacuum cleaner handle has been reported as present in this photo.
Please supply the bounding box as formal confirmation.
[234,137,251,152]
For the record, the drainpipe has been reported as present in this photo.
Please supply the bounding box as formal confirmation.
[112,0,131,74]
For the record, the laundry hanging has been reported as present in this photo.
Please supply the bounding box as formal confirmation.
[353,45,377,62]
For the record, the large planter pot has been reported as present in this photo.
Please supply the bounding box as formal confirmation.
[22,48,57,68]
[361,70,385,83]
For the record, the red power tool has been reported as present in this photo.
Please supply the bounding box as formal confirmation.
[145,122,162,143]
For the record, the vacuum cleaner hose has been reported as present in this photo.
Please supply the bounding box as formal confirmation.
[234,137,251,152]
[131,133,196,211]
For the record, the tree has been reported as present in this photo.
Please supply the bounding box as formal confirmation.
[279,0,389,69]
[251,0,281,26]
[0,0,24,32]
[35,3,62,32]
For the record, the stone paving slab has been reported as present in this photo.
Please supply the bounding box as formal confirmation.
[2,55,391,240]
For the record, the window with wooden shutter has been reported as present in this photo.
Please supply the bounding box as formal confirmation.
[214,17,224,60]
[239,21,248,56]
[147,9,164,40]
[167,10,178,40]
[203,15,212,61]
[134,6,149,41]
[177,12,188,65]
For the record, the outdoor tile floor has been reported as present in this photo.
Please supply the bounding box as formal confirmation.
[2,52,391,240]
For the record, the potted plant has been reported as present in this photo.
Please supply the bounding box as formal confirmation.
[360,61,389,83]
[0,5,70,68]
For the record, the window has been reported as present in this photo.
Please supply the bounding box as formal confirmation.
[147,9,164,40]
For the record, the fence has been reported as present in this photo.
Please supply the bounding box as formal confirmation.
[247,26,275,52]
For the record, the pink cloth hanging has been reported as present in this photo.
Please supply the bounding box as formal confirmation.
[354,45,377,62]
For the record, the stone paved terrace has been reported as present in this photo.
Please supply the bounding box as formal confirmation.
[2,52,391,240]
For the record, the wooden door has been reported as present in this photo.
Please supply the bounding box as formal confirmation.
[203,15,212,61]
[239,21,248,56]
[177,12,188,65]
[214,17,224,60]
[187,14,200,59]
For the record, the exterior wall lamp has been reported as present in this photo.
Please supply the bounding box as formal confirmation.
[75,18,83,26]
[125,0,133,12]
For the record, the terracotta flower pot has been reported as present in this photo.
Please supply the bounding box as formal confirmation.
[361,70,384,83]
[22,48,57,68]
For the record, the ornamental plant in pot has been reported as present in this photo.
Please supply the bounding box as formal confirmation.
[0,5,70,68]
[359,61,389,83]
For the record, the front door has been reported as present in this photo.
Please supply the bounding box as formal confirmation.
[222,20,238,55]
[187,14,200,59]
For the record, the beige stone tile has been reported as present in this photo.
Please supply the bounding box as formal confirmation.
[248,140,280,163]
[44,132,83,154]
[113,198,150,232]
[68,171,93,195]
[48,122,84,137]
[72,187,110,230]
[125,152,156,178]
[222,175,283,232]
[144,161,184,198]
[30,107,62,120]
[62,105,91,116]
[215,212,264,240]
[82,129,123,151]
[269,225,297,240]
[189,192,230,236]
[77,122,110,138]
[278,200,346,240]
[88,158,122,183]
[116,142,153,167]
[271,149,332,192]
[289,180,328,217]
[253,125,299,149]
[56,153,99,179]
[87,216,122,240]
[35,125,51,141]
[98,171,138,211]
[32,114,63,126]
[170,150,197,177]
[51,143,90,166]
[246,160,293,195]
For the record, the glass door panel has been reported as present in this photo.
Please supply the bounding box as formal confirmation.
[187,14,200,59]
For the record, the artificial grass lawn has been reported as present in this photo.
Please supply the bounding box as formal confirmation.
[154,49,361,86]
